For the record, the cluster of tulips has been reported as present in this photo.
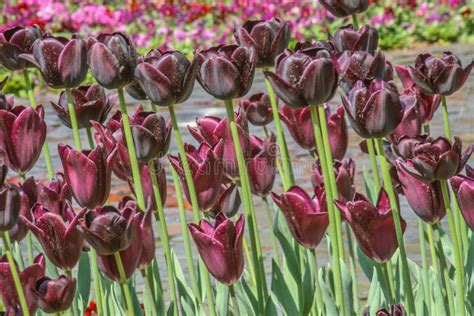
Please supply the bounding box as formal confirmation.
[0,0,474,315]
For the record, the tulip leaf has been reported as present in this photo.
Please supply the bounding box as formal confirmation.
[319,266,337,315]
[264,295,278,316]
[363,167,377,204]
[77,251,91,310]
[438,226,455,266]
[241,277,258,313]
[302,255,316,316]
[216,282,229,316]
[366,269,386,315]
[129,278,144,316]
[465,232,474,298]
[150,259,166,315]
[356,244,381,281]
[271,260,300,316]
[234,280,258,316]
[414,269,429,316]
[340,259,354,316]
[172,251,196,314]
[430,269,447,316]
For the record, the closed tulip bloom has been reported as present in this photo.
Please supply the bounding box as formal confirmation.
[209,183,241,218]
[272,186,329,249]
[390,91,422,141]
[134,49,197,106]
[235,18,290,68]
[312,158,355,202]
[248,134,277,197]
[58,144,116,209]
[196,45,256,100]
[189,213,245,285]
[451,166,474,230]
[0,188,21,231]
[169,141,224,212]
[335,189,406,263]
[8,190,31,243]
[319,0,369,18]
[51,85,113,129]
[239,93,273,126]
[264,47,338,108]
[37,173,71,215]
[20,36,87,88]
[87,32,138,89]
[407,52,473,96]
[137,203,155,269]
[31,275,76,313]
[0,25,44,70]
[132,160,167,211]
[363,303,407,316]
[332,24,379,53]
[342,79,403,138]
[0,105,46,174]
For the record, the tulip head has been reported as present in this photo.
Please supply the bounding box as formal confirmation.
[319,0,369,18]
[312,158,355,202]
[209,183,241,218]
[248,134,277,197]
[279,104,315,150]
[332,24,379,53]
[451,166,474,230]
[239,93,273,126]
[390,90,422,142]
[37,172,72,215]
[0,25,44,70]
[31,275,76,313]
[0,187,21,231]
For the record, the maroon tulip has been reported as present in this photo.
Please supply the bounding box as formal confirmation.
[23,203,84,270]
[189,213,245,285]
[209,183,241,218]
[125,78,148,101]
[137,202,155,269]
[406,52,473,95]
[390,91,422,141]
[264,47,338,108]
[134,49,197,106]
[20,36,87,88]
[312,158,355,202]
[87,32,138,89]
[363,304,407,316]
[58,144,117,209]
[51,85,113,129]
[0,164,7,188]
[196,45,256,100]
[342,79,403,138]
[37,173,71,215]
[133,160,167,211]
[451,166,474,230]
[319,0,369,17]
[0,25,44,70]
[335,189,406,263]
[248,134,277,197]
[169,141,224,212]
[8,188,32,243]
[235,18,290,68]
[0,254,45,314]
[31,275,76,313]
[0,187,21,231]
[332,24,379,53]
[272,186,329,249]
[0,105,46,174]
[239,93,274,126]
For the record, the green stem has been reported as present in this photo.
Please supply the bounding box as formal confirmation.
[351,14,360,30]
[374,138,415,315]
[310,249,324,316]
[22,69,54,179]
[308,105,344,315]
[441,96,452,140]
[89,250,104,316]
[262,196,280,263]
[229,284,240,316]
[224,100,267,312]
[345,224,360,313]
[1,232,30,316]
[65,269,79,316]
[382,262,395,304]
[433,223,455,315]
[66,88,83,152]
[242,237,257,287]
[114,252,135,316]
[367,138,381,193]
[426,225,439,275]
[86,128,95,149]
[418,220,431,314]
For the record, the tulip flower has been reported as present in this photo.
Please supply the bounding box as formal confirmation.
[37,173,71,215]
[137,202,155,269]
[332,24,379,53]
[51,85,113,129]
[363,303,407,316]
[209,183,241,218]
[312,159,355,202]
[0,164,7,187]
[189,213,245,285]
[342,79,403,138]
[169,141,224,212]
[406,52,473,96]
[390,91,422,141]
[451,166,474,230]
[31,275,76,313]
[0,105,46,174]
[272,186,329,249]
[125,79,148,101]
[0,25,44,70]
[264,47,338,108]
[20,36,88,89]
[134,49,197,106]
[8,189,31,243]
[319,0,369,18]
[239,93,274,126]
[235,18,290,68]
[58,144,117,209]
[248,134,277,197]
[0,254,45,314]
[0,187,21,231]
[22,203,84,270]
[335,189,406,263]
[196,44,256,100]
[133,160,167,211]
[396,160,445,223]
[88,32,138,89]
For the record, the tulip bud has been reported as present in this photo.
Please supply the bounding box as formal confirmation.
[0,187,21,231]
[248,134,277,197]
[312,159,355,202]
[0,25,45,70]
[8,189,31,243]
[451,166,474,230]
[209,183,241,218]
[37,172,72,215]
[31,275,76,313]
[319,0,369,18]
[239,93,273,126]
[332,24,379,53]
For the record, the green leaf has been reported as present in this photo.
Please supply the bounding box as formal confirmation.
[173,251,196,314]
[363,167,376,204]
[430,269,447,316]
[271,260,300,315]
[357,244,379,281]
[216,282,229,316]
[77,252,91,310]
[319,267,337,315]
[302,257,315,316]
[340,260,354,316]
[234,281,257,316]
[264,296,278,316]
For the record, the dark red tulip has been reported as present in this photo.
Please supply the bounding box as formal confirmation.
[0,164,7,188]
[31,275,76,313]
[335,189,406,263]
[319,0,369,17]
[169,141,224,212]
[20,36,88,88]
[58,144,117,209]
[294,40,337,57]
[132,160,167,211]
[396,160,445,223]
[51,85,113,129]
[342,79,403,138]
[196,44,256,100]
[332,24,379,53]
[451,166,474,230]
[390,91,422,141]
[272,186,329,249]
[264,47,338,108]
[189,213,245,285]
[363,304,407,316]
[134,49,197,106]
[37,173,71,215]
[125,79,148,101]
[312,158,355,202]
[23,203,84,270]
[0,25,44,70]
[87,32,138,89]
[239,93,274,126]
[248,134,277,197]
[0,187,21,231]
[8,189,31,243]
[0,105,46,174]
[235,18,290,68]
[209,183,241,218]
[137,201,155,269]
[407,52,473,95]
[0,254,45,314]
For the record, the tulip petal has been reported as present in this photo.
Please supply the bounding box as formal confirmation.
[263,71,307,108]
[58,39,87,88]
